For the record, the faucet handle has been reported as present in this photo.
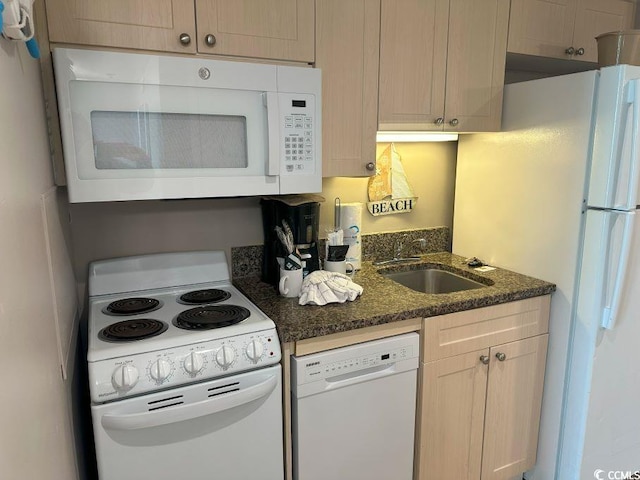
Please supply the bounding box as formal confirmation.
[393,234,408,259]
[412,238,427,250]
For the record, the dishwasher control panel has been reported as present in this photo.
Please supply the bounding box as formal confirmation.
[291,333,419,390]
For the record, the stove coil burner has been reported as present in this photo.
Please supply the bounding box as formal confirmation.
[174,305,250,330]
[178,289,231,305]
[99,319,168,342]
[104,297,162,316]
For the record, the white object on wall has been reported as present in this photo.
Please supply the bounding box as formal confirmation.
[0,0,40,58]
[367,144,417,216]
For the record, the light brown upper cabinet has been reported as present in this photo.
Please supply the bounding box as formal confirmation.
[45,0,315,62]
[45,0,197,53]
[378,0,509,132]
[317,0,380,177]
[508,0,635,63]
[195,0,314,62]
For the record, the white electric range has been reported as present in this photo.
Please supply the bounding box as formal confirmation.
[87,251,284,480]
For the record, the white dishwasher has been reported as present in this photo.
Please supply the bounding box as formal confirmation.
[291,333,419,480]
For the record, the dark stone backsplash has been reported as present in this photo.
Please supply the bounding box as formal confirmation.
[230,226,450,278]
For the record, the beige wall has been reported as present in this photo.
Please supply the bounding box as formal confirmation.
[0,44,78,479]
[320,142,457,235]
[69,142,457,289]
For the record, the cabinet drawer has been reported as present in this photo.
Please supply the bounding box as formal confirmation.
[423,295,550,362]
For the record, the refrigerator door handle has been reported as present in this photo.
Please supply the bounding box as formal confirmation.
[602,211,635,329]
[623,79,640,209]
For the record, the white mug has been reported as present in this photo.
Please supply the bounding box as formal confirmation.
[279,267,303,298]
[324,260,355,277]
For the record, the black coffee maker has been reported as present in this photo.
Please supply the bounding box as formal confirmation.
[261,195,323,285]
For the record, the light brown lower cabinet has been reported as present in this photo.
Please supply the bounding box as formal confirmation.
[416,296,550,480]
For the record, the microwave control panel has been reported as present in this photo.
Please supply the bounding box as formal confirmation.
[281,93,316,175]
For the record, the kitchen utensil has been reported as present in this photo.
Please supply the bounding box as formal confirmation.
[326,197,345,258]
[326,229,343,246]
[327,244,350,262]
[275,226,292,254]
[276,219,296,252]
[276,220,302,270]
[282,220,295,248]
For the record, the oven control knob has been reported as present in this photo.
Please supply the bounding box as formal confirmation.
[112,364,139,391]
[149,359,172,382]
[245,340,265,362]
[184,351,205,375]
[215,345,236,368]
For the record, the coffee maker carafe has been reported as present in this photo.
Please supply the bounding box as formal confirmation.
[261,195,323,285]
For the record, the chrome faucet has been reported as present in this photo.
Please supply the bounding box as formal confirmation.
[393,235,408,260]
[373,235,427,266]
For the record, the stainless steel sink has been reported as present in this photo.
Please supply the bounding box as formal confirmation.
[382,268,487,294]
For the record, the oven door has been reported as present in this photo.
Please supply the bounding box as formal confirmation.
[91,365,283,480]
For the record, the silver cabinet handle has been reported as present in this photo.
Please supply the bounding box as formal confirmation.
[495,352,506,361]
[365,162,375,172]
[435,117,444,126]
[565,46,575,55]
[205,34,217,47]
[576,47,585,56]
[480,355,490,365]
[449,118,459,127]
[179,33,191,46]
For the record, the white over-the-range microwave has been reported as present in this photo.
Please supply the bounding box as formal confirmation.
[52,48,321,203]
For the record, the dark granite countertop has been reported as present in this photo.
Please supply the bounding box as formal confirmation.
[233,252,555,344]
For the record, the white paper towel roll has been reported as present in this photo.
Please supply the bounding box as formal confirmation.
[340,203,363,270]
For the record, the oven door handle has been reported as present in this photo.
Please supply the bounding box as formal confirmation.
[101,374,278,431]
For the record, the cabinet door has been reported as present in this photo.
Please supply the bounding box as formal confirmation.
[378,0,449,130]
[507,0,578,59]
[46,0,196,53]
[416,350,489,480]
[195,0,314,62]
[444,0,509,132]
[481,335,549,480]
[317,0,380,177]
[573,0,635,63]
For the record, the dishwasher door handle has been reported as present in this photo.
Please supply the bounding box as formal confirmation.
[323,363,398,391]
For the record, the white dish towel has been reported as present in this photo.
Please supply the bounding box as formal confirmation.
[298,270,363,306]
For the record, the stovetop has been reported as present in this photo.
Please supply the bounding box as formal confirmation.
[86,251,281,404]
[88,281,275,362]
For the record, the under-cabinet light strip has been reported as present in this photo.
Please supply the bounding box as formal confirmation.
[376,131,459,142]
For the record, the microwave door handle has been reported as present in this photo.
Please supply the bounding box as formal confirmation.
[265,92,280,176]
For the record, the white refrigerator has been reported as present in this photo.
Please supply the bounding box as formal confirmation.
[454,65,640,480]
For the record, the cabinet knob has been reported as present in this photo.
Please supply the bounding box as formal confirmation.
[179,33,191,46]
[495,352,506,362]
[205,34,217,47]
[365,162,375,172]
[565,46,575,55]
[435,117,444,126]
[479,355,490,365]
[576,47,585,56]
[449,118,459,127]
